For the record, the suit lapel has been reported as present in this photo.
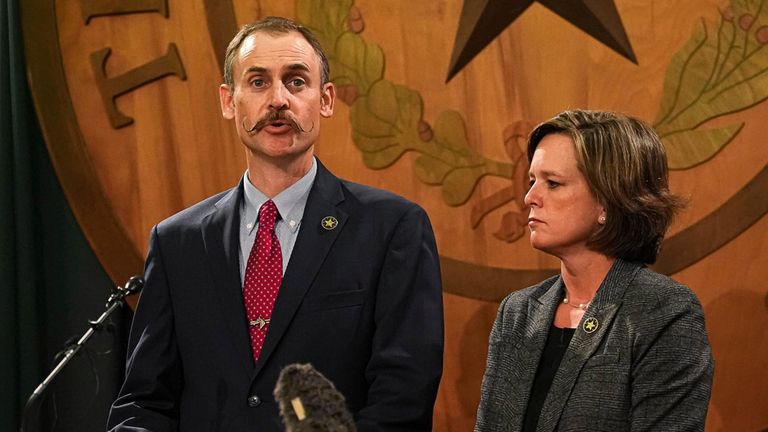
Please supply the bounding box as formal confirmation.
[536,259,641,432]
[503,278,563,430]
[201,182,253,375]
[253,161,348,378]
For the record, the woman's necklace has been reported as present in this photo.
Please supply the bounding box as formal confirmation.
[562,295,591,311]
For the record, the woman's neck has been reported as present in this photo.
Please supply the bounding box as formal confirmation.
[559,251,615,304]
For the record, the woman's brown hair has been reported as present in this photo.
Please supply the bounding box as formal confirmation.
[528,109,685,264]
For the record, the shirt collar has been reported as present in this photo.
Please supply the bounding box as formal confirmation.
[242,157,317,235]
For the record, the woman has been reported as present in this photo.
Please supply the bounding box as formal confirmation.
[476,110,713,432]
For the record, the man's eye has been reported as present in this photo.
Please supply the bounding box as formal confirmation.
[289,78,305,87]
[250,79,265,87]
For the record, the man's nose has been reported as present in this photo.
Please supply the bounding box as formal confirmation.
[268,82,289,111]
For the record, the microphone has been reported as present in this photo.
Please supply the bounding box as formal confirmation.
[274,363,356,432]
[123,275,145,294]
[106,275,144,308]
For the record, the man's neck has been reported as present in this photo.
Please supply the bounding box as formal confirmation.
[245,153,314,198]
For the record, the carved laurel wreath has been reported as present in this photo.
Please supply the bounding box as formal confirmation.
[298,0,768,243]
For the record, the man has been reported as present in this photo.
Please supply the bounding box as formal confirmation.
[107,16,444,431]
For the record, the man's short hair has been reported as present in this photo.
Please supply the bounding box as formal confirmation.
[223,16,330,88]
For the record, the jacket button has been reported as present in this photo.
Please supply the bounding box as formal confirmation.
[247,395,261,407]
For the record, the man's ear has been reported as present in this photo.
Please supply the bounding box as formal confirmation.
[219,84,235,120]
[320,82,335,118]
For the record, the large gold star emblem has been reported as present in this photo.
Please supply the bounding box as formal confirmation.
[447,0,637,81]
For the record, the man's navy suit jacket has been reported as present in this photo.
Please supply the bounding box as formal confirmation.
[107,160,444,431]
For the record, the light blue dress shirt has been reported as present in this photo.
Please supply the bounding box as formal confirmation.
[238,158,317,284]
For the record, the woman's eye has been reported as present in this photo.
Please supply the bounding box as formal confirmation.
[546,180,560,189]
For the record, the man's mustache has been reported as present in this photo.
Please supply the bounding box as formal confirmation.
[242,110,313,135]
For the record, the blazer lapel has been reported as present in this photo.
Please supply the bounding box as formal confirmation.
[201,181,253,375]
[536,259,641,432]
[252,161,348,378]
[505,278,564,430]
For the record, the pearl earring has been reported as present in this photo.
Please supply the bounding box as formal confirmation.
[598,215,606,224]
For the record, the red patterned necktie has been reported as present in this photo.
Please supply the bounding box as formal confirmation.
[243,199,283,363]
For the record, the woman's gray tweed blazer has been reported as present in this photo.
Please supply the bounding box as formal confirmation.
[476,259,713,432]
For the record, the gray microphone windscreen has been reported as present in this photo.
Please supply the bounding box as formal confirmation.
[273,363,356,432]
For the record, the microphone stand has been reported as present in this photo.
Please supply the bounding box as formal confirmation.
[20,276,144,432]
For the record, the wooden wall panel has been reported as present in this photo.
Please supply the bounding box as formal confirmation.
[22,0,767,429]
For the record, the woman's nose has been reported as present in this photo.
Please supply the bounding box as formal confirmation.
[524,182,538,207]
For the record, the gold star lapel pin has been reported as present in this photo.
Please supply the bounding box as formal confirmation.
[321,216,338,230]
[583,317,599,333]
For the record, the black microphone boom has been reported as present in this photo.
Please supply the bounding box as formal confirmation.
[20,276,144,432]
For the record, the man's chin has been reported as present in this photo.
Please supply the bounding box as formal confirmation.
[244,142,314,162]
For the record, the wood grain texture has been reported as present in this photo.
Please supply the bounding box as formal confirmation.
[20,0,143,285]
[21,0,768,429]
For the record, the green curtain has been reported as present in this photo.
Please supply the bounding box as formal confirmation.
[1,0,130,430]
